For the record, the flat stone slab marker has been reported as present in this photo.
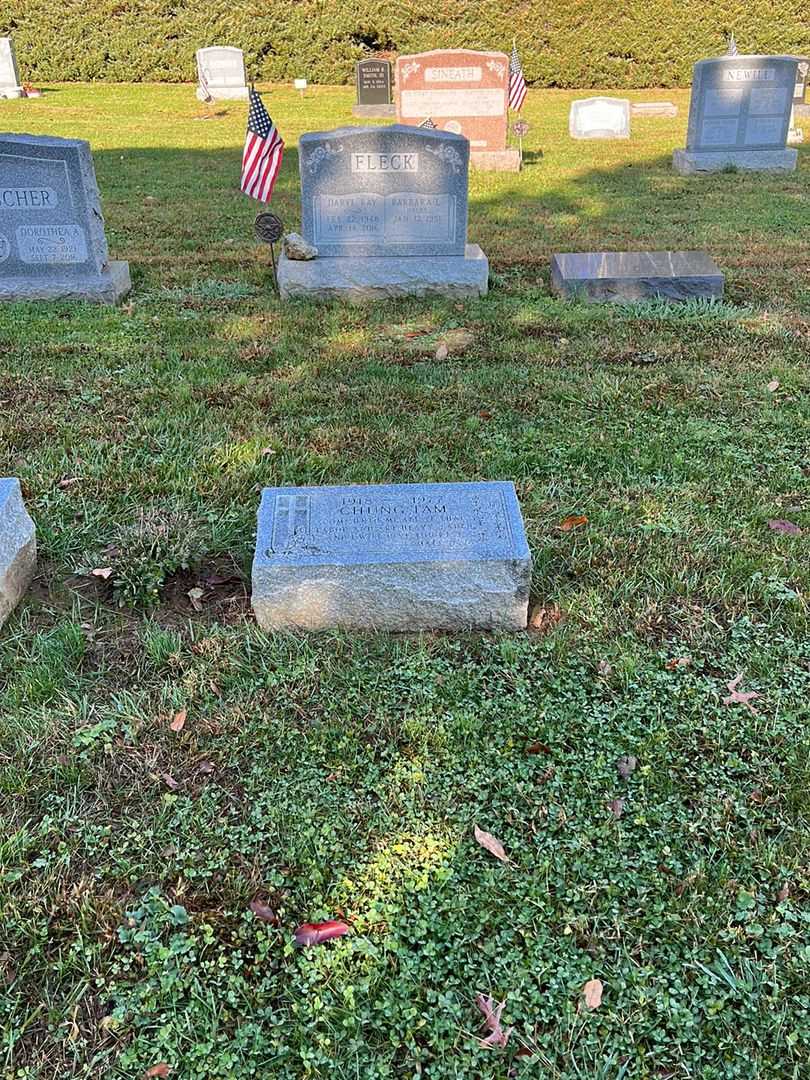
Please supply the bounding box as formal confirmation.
[550,251,724,303]
[252,481,532,632]
[0,478,36,629]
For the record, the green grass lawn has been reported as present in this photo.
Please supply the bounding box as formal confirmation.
[0,83,808,1079]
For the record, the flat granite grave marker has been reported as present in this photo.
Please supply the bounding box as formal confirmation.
[673,55,798,173]
[631,101,678,118]
[0,134,131,303]
[550,251,724,304]
[0,37,23,99]
[277,124,488,301]
[196,46,249,101]
[0,478,36,630]
[353,59,395,117]
[252,481,532,632]
[395,49,520,171]
[569,97,631,139]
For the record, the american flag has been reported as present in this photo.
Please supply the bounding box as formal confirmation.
[726,33,738,56]
[508,42,527,112]
[198,64,213,104]
[241,87,284,203]
[418,117,437,129]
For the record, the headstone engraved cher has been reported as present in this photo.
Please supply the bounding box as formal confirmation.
[252,482,532,631]
[353,59,395,117]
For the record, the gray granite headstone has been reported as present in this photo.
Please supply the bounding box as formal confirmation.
[0,36,23,98]
[195,46,249,101]
[0,478,36,630]
[0,134,131,303]
[550,251,724,303]
[569,97,631,139]
[674,55,799,173]
[252,481,531,631]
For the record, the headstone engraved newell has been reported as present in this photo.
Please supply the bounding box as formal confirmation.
[353,59,395,118]
[550,251,724,304]
[195,46,249,101]
[673,55,799,174]
[0,37,23,99]
[396,50,520,171]
[0,134,131,304]
[569,97,631,139]
[252,482,532,631]
[277,124,488,301]
[0,478,36,630]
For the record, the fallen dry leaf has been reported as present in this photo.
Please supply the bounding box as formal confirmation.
[187,587,205,611]
[293,920,350,946]
[616,755,637,780]
[528,603,563,633]
[767,518,801,535]
[144,1066,170,1079]
[90,567,113,580]
[435,342,449,360]
[475,993,512,1049]
[665,656,691,670]
[58,476,82,489]
[598,659,613,677]
[560,514,588,531]
[169,709,187,733]
[525,740,551,755]
[766,379,780,392]
[474,824,511,864]
[777,882,790,902]
[722,674,760,713]
[249,899,278,924]
[582,978,603,1010]
[478,409,493,421]
[608,797,625,819]
[197,761,215,775]
[161,773,179,791]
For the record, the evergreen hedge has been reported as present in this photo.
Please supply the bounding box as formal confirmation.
[3,0,808,88]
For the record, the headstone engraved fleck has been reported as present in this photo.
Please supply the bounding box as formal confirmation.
[0,37,23,99]
[252,482,532,631]
[674,55,799,173]
[353,59,394,117]
[195,46,249,101]
[569,97,631,139]
[0,134,131,303]
[0,478,36,631]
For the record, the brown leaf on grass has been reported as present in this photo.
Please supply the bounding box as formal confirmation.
[665,656,691,670]
[767,518,801,535]
[598,659,613,677]
[766,379,780,392]
[293,920,350,946]
[608,797,625,819]
[560,514,588,531]
[197,761,215,775]
[144,1066,170,1079]
[90,567,113,580]
[616,755,637,780]
[169,709,187,733]
[749,788,764,805]
[187,586,205,611]
[475,993,512,1049]
[474,824,510,864]
[58,476,82,489]
[478,410,493,421]
[435,342,449,360]
[777,882,790,902]
[525,740,551,755]
[0,951,16,986]
[722,674,760,713]
[528,603,563,633]
[249,899,279,924]
[161,773,179,791]
[582,978,603,1009]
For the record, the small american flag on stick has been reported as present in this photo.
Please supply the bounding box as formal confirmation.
[198,64,213,104]
[241,87,284,203]
[726,33,738,57]
[418,117,437,129]
[508,41,527,113]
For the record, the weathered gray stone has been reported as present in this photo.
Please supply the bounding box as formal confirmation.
[252,481,531,632]
[0,37,23,99]
[0,133,131,304]
[631,101,678,117]
[283,232,318,260]
[195,46,249,101]
[0,478,36,629]
[550,251,724,303]
[795,103,810,119]
[673,148,798,174]
[470,149,521,172]
[352,104,396,118]
[569,97,631,139]
[355,60,393,108]
[278,243,488,302]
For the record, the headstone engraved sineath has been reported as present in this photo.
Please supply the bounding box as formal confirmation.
[0,37,23,99]
[550,251,724,304]
[0,479,36,630]
[353,59,395,118]
[0,134,131,304]
[395,50,520,171]
[277,124,489,300]
[569,97,631,139]
[195,46,249,101]
[252,482,532,631]
[673,55,799,174]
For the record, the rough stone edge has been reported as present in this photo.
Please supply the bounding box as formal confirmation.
[673,148,798,174]
[352,104,395,117]
[550,273,724,304]
[0,479,36,630]
[470,149,521,173]
[0,261,132,304]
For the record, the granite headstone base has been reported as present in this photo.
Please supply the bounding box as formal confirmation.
[550,251,724,303]
[278,245,489,302]
[787,127,804,145]
[196,85,249,101]
[0,84,23,99]
[631,101,678,117]
[0,478,36,630]
[673,148,798,175]
[0,261,132,304]
[470,149,521,172]
[252,481,532,632]
[352,104,396,118]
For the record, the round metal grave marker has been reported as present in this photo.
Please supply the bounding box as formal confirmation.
[255,212,284,244]
[512,120,530,138]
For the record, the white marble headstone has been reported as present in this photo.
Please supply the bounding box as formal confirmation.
[195,46,248,101]
[569,97,631,140]
[0,37,23,99]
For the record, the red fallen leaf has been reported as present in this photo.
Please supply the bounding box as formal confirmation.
[525,740,551,755]
[478,410,493,421]
[293,920,350,946]
[475,993,512,1049]
[665,656,691,670]
[144,1066,170,1079]
[474,824,511,864]
[722,674,760,713]
[249,899,278,924]
[767,518,801,535]
[169,709,187,733]
[560,514,588,531]
[582,978,603,1009]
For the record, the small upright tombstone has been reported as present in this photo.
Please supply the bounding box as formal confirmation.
[0,37,23,99]
[673,55,799,174]
[0,478,36,630]
[195,46,249,101]
[569,97,631,139]
[251,481,532,632]
[794,58,809,117]
[0,134,131,303]
[396,49,519,171]
[353,59,394,118]
[277,124,488,301]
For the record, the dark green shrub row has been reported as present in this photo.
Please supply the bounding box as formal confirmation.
[3,0,808,87]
